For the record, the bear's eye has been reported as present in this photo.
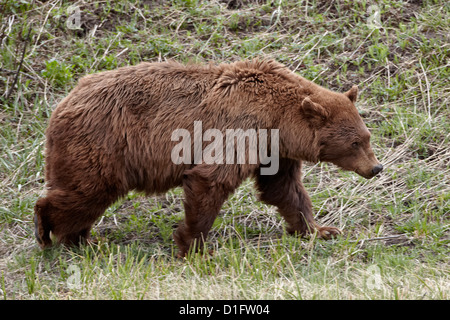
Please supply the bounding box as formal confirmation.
[351,141,359,148]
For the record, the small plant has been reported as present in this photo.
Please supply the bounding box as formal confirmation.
[41,59,73,87]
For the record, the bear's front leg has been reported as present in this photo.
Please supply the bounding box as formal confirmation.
[174,165,239,258]
[256,158,341,239]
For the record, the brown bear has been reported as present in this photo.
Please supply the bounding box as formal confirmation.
[34,59,383,257]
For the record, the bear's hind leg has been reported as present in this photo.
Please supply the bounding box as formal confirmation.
[34,197,53,248]
[34,189,117,248]
[57,227,93,247]
[174,166,238,258]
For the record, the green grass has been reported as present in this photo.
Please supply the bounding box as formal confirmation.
[0,0,449,300]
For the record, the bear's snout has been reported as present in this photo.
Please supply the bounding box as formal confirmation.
[371,164,383,176]
[354,161,383,179]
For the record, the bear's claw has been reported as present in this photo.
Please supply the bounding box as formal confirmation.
[317,226,341,240]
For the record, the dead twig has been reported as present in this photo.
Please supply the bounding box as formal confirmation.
[5,27,32,100]
[352,234,410,245]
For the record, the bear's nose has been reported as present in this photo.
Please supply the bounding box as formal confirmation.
[371,164,383,175]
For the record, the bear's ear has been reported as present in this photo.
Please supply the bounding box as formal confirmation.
[301,97,329,124]
[345,85,358,103]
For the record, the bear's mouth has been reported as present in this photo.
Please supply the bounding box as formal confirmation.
[354,168,377,179]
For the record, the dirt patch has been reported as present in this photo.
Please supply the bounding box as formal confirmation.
[221,0,269,10]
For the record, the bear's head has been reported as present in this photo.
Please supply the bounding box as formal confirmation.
[300,85,383,179]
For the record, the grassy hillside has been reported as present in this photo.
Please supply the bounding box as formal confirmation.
[0,0,448,299]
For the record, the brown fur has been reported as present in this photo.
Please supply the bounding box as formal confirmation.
[34,59,382,257]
